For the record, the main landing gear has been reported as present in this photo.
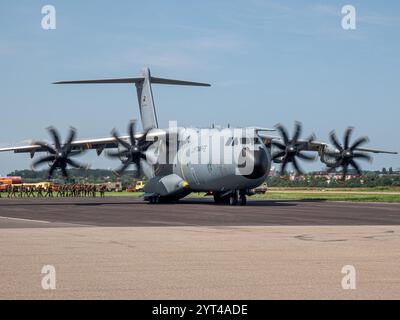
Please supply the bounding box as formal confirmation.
[149,196,160,204]
[214,191,247,206]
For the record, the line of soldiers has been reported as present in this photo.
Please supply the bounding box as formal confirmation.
[2,184,108,198]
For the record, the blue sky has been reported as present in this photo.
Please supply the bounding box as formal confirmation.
[0,0,399,174]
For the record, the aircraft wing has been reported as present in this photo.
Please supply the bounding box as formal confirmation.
[262,135,398,154]
[0,136,127,156]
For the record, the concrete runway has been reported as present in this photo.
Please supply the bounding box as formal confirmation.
[1,197,400,299]
[1,197,400,228]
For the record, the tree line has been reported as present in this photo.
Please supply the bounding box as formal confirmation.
[6,168,400,189]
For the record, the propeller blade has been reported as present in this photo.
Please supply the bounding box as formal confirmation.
[275,124,290,145]
[139,139,155,152]
[329,131,344,152]
[292,158,304,175]
[280,159,289,175]
[66,158,89,170]
[139,152,148,161]
[47,127,62,151]
[137,128,154,148]
[271,141,286,150]
[349,159,362,175]
[350,136,369,150]
[307,134,316,144]
[32,155,56,169]
[352,152,372,162]
[297,152,316,161]
[344,127,353,150]
[61,166,69,178]
[341,163,349,181]
[292,121,302,142]
[106,150,130,158]
[327,166,337,173]
[48,162,58,179]
[111,129,131,150]
[272,150,286,160]
[33,141,57,154]
[63,127,77,153]
[115,161,131,176]
[133,161,142,178]
[128,120,137,146]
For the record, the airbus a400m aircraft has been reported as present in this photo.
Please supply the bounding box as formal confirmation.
[0,68,397,205]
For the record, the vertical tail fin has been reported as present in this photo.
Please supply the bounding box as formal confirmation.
[54,67,211,131]
[136,68,158,130]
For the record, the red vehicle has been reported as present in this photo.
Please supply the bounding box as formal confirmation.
[0,176,23,191]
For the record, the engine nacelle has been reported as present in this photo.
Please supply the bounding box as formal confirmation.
[144,174,190,198]
[319,146,340,167]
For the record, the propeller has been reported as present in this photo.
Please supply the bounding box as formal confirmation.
[32,127,88,179]
[325,127,372,180]
[107,120,155,177]
[271,122,316,175]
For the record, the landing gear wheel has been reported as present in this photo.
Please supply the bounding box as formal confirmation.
[239,195,247,206]
[229,194,238,206]
[213,194,222,203]
[149,196,160,204]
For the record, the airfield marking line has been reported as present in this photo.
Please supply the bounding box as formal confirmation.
[0,216,51,224]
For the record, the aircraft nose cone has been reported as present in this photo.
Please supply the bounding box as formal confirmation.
[239,147,269,180]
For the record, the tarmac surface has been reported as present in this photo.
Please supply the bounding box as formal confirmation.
[0,197,400,228]
[1,197,400,299]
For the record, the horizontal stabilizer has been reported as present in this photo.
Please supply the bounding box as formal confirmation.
[54,77,211,87]
[53,77,145,84]
[150,77,210,87]
[53,67,211,131]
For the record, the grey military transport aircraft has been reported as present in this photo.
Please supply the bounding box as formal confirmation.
[0,67,397,205]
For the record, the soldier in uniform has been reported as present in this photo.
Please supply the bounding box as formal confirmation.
[19,185,25,198]
[68,184,73,197]
[91,185,97,197]
[28,186,36,198]
[7,184,13,198]
[100,184,106,198]
[37,185,44,198]
[24,186,31,198]
[11,185,18,198]
[45,184,53,197]
[67,184,72,197]
[56,185,62,197]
